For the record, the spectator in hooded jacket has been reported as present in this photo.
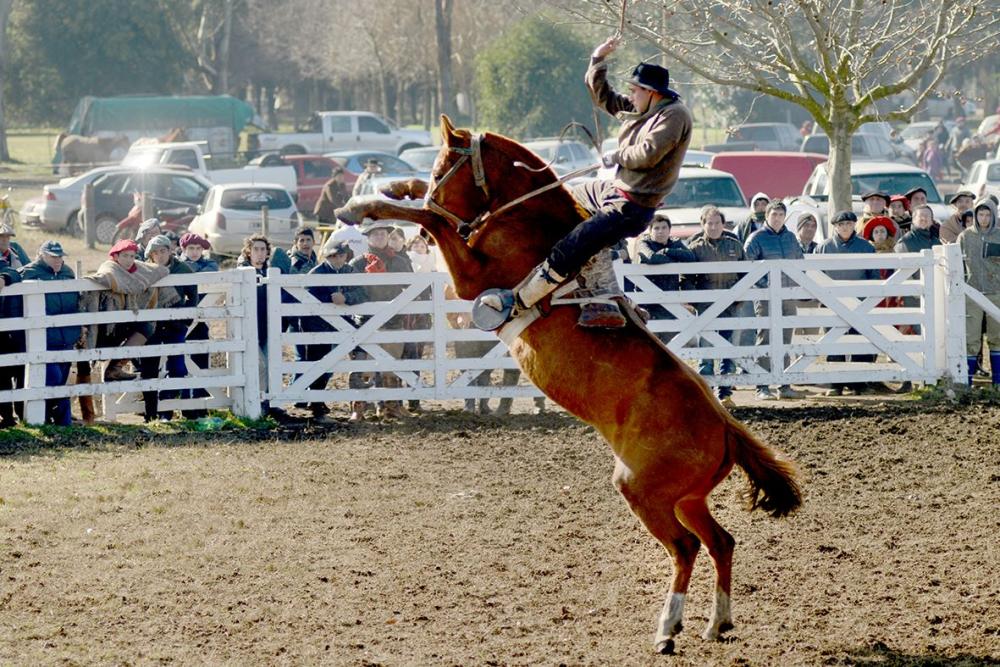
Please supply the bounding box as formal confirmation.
[744,200,804,401]
[686,205,746,408]
[816,211,880,396]
[18,241,81,426]
[636,213,696,334]
[958,197,1000,386]
[735,192,770,244]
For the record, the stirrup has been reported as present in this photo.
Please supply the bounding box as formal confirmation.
[472,288,516,331]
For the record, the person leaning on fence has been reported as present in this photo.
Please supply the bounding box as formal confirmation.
[179,232,216,409]
[816,211,882,397]
[17,241,81,426]
[302,239,366,422]
[743,200,805,401]
[134,218,162,261]
[958,197,1000,387]
[636,212,696,340]
[685,205,747,409]
[139,235,202,422]
[81,239,169,383]
[313,164,351,225]
[349,220,413,420]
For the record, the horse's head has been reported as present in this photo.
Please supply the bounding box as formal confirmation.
[426,115,585,281]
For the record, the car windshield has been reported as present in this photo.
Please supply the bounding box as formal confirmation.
[986,164,1000,181]
[399,149,438,171]
[850,173,942,203]
[661,177,746,208]
[220,188,292,210]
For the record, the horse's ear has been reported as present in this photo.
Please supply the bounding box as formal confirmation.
[440,115,459,145]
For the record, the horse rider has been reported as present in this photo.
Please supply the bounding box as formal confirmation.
[483,35,692,328]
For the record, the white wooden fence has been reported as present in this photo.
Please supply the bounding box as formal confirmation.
[2,244,999,424]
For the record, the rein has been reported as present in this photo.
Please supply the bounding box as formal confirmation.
[425,132,599,240]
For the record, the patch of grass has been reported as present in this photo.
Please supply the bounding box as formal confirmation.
[915,380,1000,405]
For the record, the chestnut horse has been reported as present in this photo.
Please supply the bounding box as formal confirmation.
[336,115,802,654]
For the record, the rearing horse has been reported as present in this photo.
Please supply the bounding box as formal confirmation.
[336,116,802,654]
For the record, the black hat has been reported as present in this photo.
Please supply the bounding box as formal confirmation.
[831,210,858,225]
[628,63,679,98]
[861,191,889,203]
[904,187,927,200]
[948,190,975,205]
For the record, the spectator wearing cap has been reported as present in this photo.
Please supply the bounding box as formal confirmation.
[135,236,197,420]
[817,211,880,396]
[858,191,889,231]
[685,205,747,408]
[302,240,365,421]
[81,239,169,383]
[793,210,819,254]
[735,192,770,244]
[636,212,696,315]
[862,216,899,255]
[744,200,804,401]
[313,164,350,225]
[941,190,976,243]
[888,195,912,233]
[957,197,1000,386]
[0,222,29,271]
[349,220,413,420]
[134,218,162,261]
[180,233,218,273]
[17,241,81,425]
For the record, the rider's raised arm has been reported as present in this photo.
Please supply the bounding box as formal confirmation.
[586,53,634,117]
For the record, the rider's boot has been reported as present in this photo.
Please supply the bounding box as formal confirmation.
[576,250,626,329]
[482,260,566,314]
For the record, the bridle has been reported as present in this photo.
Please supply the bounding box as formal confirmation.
[424,132,599,240]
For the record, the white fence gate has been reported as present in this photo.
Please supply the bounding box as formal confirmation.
[3,244,999,425]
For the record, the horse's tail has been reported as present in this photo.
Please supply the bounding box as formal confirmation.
[727,420,802,518]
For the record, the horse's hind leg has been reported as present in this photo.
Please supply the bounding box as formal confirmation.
[614,465,700,654]
[675,497,736,640]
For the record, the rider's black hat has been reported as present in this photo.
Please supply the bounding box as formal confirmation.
[628,63,679,99]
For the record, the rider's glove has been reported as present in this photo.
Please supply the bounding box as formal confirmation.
[601,151,618,169]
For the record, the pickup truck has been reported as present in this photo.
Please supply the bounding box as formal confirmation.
[122,141,298,195]
[251,111,432,156]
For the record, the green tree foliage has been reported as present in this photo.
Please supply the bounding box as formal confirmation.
[5,0,192,125]
[474,16,593,139]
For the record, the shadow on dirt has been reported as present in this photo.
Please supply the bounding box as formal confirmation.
[833,640,1000,666]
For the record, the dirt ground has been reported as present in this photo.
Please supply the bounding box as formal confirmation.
[1,401,998,666]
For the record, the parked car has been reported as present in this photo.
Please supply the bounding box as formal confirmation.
[960,159,1000,200]
[324,150,418,190]
[650,166,748,240]
[253,111,432,156]
[245,154,340,214]
[725,123,801,151]
[88,167,213,244]
[595,139,713,179]
[800,132,915,165]
[801,161,949,222]
[398,146,440,174]
[187,184,302,256]
[20,165,128,235]
[522,140,598,177]
[709,151,828,200]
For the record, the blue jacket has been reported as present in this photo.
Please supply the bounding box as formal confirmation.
[19,260,81,351]
[302,262,364,333]
[815,233,879,280]
[744,225,803,287]
[894,227,941,254]
[182,255,219,273]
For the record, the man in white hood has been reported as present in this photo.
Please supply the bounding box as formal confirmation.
[735,192,770,244]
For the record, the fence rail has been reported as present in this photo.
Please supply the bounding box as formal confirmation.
[0,244,995,424]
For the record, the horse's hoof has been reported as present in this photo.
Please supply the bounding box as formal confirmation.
[333,205,360,225]
[654,638,675,655]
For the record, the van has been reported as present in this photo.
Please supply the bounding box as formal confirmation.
[709,151,828,199]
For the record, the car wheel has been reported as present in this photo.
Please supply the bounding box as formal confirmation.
[95,214,120,245]
[67,210,81,237]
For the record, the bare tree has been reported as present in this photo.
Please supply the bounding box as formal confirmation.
[546,0,1000,215]
[0,0,13,162]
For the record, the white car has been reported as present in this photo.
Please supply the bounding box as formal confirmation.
[20,165,137,235]
[652,166,748,240]
[522,140,598,177]
[802,161,950,222]
[960,159,1000,201]
[187,183,302,256]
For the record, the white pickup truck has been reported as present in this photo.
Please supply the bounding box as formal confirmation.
[122,141,298,195]
[252,111,432,156]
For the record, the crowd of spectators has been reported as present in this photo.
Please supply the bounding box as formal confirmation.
[2,181,999,427]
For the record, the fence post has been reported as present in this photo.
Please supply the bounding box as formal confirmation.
[261,205,269,238]
[232,266,261,419]
[82,183,96,249]
[265,267,282,406]
[935,244,968,385]
[767,265,783,386]
[23,291,48,424]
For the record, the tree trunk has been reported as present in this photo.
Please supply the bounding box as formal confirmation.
[218,0,233,93]
[434,0,456,119]
[0,0,13,162]
[827,119,854,221]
